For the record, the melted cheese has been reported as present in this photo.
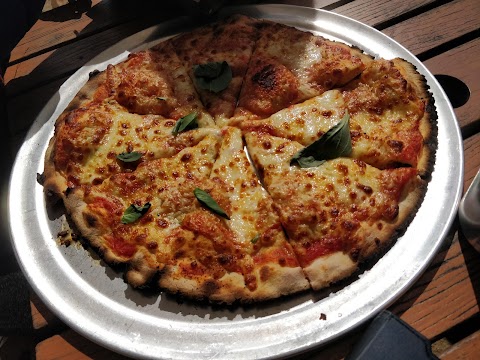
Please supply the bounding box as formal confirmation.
[235,22,369,118]
[245,132,417,267]
[211,127,283,245]
[242,90,345,145]
[241,59,425,170]
[344,59,425,167]
[107,46,215,127]
[55,99,219,188]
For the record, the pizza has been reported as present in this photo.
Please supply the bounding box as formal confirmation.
[42,14,436,304]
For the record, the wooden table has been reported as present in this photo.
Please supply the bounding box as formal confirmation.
[2,0,479,358]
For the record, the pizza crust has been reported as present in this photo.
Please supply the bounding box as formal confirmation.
[159,262,309,304]
[304,252,357,290]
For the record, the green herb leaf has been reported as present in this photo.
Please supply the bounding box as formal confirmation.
[193,61,232,93]
[117,151,142,163]
[172,112,198,135]
[290,112,352,168]
[121,203,151,224]
[251,234,260,244]
[193,188,230,220]
[156,96,167,101]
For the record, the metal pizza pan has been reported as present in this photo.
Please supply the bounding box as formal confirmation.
[8,4,463,359]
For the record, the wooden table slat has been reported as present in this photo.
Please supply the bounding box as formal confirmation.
[333,0,436,28]
[440,329,480,359]
[35,330,131,360]
[389,230,480,339]
[5,6,185,96]
[263,0,340,9]
[382,0,480,56]
[463,132,480,190]
[424,38,480,131]
[9,0,102,64]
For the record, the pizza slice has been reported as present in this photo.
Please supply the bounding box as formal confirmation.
[342,58,436,174]
[157,126,310,302]
[61,131,229,289]
[171,15,258,125]
[240,58,435,171]
[244,131,425,289]
[43,98,217,198]
[234,21,372,119]
[208,126,309,300]
[67,42,214,127]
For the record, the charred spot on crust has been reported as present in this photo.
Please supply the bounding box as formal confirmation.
[36,173,46,185]
[252,64,276,90]
[88,69,100,78]
[84,213,97,228]
[350,248,360,261]
[244,274,257,291]
[202,279,219,297]
[384,204,399,220]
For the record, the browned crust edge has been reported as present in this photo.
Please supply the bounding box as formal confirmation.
[392,58,438,178]
[158,263,309,304]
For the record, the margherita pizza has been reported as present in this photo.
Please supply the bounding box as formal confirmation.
[42,14,436,303]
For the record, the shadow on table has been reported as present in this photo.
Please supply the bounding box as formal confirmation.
[387,222,455,318]
[39,0,93,22]
[459,224,480,306]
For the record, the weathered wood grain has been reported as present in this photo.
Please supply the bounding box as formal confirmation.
[440,329,480,360]
[382,0,480,56]
[42,0,70,13]
[5,12,166,96]
[463,132,480,191]
[262,0,341,8]
[5,51,53,84]
[424,38,480,132]
[10,0,102,63]
[35,330,130,360]
[389,228,480,339]
[333,0,435,27]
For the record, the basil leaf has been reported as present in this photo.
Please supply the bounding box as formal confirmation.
[291,112,352,168]
[172,112,198,135]
[251,234,260,244]
[194,62,224,78]
[121,203,151,224]
[194,188,230,220]
[117,151,142,163]
[193,61,232,93]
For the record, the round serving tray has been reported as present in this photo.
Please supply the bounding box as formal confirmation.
[9,4,463,359]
